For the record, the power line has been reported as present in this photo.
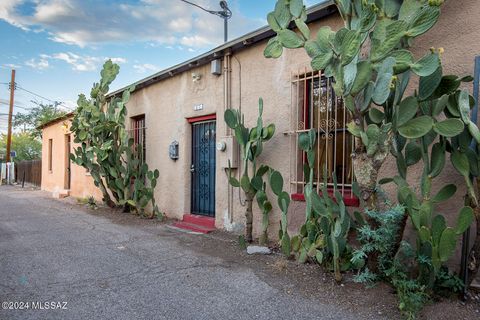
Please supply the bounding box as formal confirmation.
[4,85,75,111]
[2,82,75,111]
[0,101,31,111]
[0,113,20,117]
[16,85,57,103]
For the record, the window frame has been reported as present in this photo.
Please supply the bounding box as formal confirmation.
[130,114,146,163]
[48,138,53,172]
[289,69,358,206]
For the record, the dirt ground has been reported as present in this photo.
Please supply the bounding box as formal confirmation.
[61,195,480,320]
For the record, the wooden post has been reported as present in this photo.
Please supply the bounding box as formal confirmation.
[6,69,16,163]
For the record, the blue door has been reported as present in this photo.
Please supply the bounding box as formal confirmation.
[191,120,216,216]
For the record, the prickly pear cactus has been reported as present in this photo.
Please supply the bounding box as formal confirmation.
[290,129,352,282]
[70,60,162,218]
[266,0,480,285]
[265,0,455,207]
[225,98,275,243]
[269,169,291,256]
[256,181,273,246]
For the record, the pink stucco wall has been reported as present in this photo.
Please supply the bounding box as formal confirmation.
[41,118,102,201]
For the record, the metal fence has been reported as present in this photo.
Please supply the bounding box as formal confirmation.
[16,160,42,187]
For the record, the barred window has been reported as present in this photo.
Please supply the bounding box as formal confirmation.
[290,70,355,197]
[129,115,146,162]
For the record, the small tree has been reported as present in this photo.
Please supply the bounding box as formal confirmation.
[14,102,67,138]
[70,60,161,218]
[0,132,41,161]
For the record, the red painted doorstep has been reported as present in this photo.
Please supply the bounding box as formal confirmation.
[171,214,216,234]
[186,114,216,123]
[171,221,215,234]
[291,189,360,207]
[182,214,215,228]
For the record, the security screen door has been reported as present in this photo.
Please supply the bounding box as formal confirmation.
[190,120,216,217]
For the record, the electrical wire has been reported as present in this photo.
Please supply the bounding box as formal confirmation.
[7,85,75,111]
[1,83,75,110]
[16,85,57,104]
[0,101,31,111]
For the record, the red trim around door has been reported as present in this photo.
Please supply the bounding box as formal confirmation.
[187,113,216,123]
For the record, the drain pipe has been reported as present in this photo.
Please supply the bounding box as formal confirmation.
[223,50,231,136]
[223,49,234,224]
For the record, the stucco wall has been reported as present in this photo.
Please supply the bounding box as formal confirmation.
[41,1,480,251]
[41,121,69,193]
[124,1,480,243]
[115,11,346,239]
[41,119,101,201]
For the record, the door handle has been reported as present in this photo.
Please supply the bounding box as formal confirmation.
[190,164,195,173]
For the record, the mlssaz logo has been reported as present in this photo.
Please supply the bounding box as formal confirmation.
[32,301,68,310]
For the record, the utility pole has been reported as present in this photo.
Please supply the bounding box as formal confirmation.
[6,69,16,163]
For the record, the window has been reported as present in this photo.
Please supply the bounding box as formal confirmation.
[290,70,355,198]
[130,115,146,162]
[48,139,53,172]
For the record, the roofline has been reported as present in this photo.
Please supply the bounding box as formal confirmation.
[107,0,336,98]
[37,112,74,130]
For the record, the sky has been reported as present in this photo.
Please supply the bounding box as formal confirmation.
[0,0,319,134]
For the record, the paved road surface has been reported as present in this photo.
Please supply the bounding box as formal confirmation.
[0,186,381,320]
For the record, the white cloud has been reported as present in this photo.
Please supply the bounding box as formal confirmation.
[180,35,212,48]
[0,0,266,49]
[0,63,21,69]
[0,0,30,30]
[24,53,127,72]
[58,100,76,111]
[133,63,159,74]
[110,57,127,64]
[25,57,49,70]
[50,52,98,71]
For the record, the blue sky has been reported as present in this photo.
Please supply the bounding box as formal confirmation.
[0,0,319,133]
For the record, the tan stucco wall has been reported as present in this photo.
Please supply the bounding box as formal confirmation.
[41,1,480,252]
[41,121,68,193]
[124,1,480,241]
[120,13,346,239]
[41,119,102,201]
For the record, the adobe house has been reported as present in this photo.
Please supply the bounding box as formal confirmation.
[40,1,480,246]
[39,113,102,200]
